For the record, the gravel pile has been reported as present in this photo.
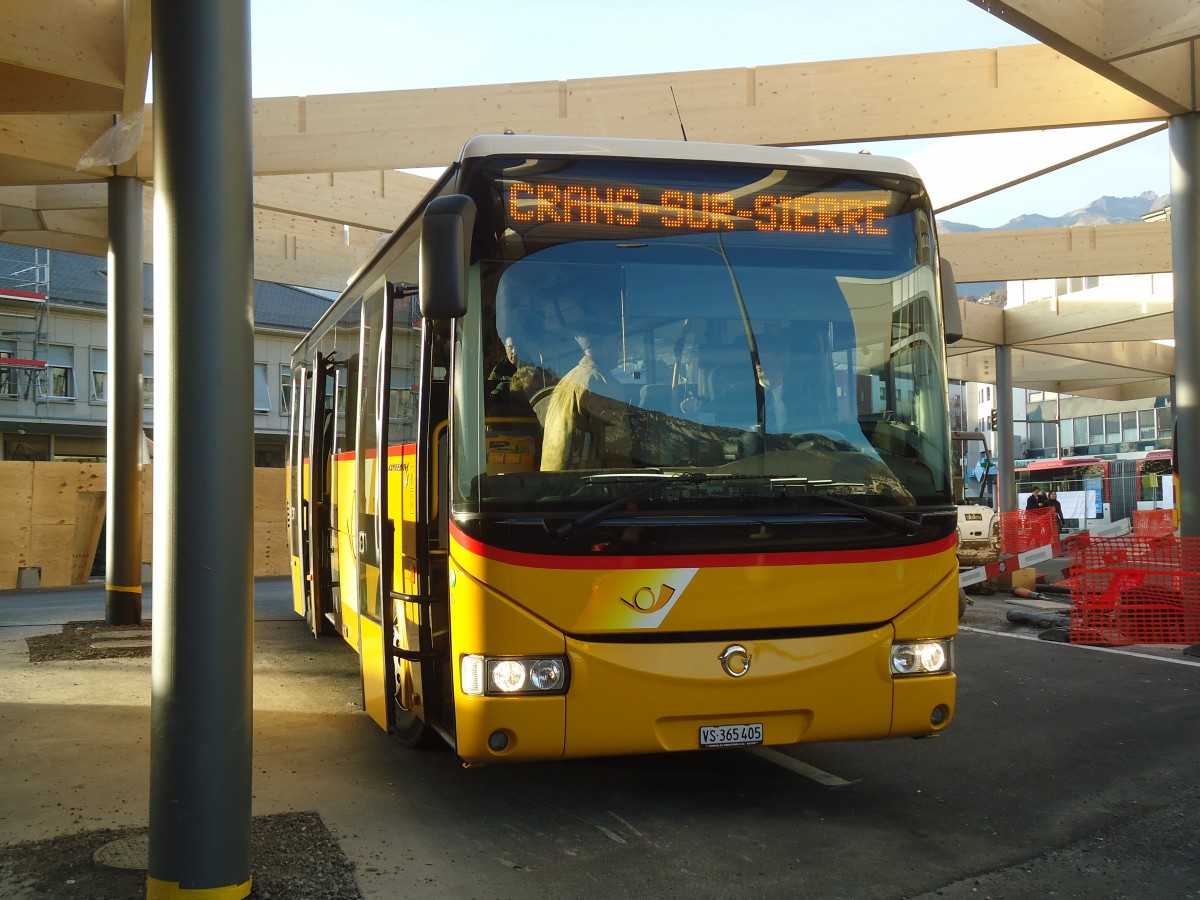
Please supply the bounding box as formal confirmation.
[25,620,152,662]
[0,812,361,899]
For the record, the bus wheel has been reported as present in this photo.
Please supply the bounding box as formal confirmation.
[393,699,445,750]
[959,588,970,621]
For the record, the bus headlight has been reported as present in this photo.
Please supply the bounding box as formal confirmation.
[890,639,954,677]
[461,655,569,696]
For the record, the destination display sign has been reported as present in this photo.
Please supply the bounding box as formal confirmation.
[502,179,895,238]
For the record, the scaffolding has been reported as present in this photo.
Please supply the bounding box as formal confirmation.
[0,246,51,403]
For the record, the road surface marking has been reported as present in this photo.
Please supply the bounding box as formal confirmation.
[746,747,854,786]
[960,625,1200,667]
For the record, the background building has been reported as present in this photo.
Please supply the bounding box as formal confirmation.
[0,242,331,465]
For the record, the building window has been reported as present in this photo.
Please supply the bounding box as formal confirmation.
[254,362,271,412]
[90,347,107,402]
[4,433,50,461]
[1121,411,1138,443]
[1088,415,1104,441]
[1060,418,1073,449]
[1157,407,1174,440]
[0,340,18,398]
[280,366,292,415]
[1026,422,1058,454]
[1140,409,1157,441]
[143,352,154,406]
[1027,424,1044,451]
[1105,413,1120,443]
[1056,276,1101,295]
[1073,417,1087,447]
[40,344,75,400]
[388,367,418,423]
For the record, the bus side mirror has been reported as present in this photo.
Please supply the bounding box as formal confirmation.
[940,256,963,345]
[420,194,477,320]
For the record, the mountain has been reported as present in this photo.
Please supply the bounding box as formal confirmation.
[938,191,1165,234]
[939,192,1166,301]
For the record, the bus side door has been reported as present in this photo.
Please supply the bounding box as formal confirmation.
[288,353,340,638]
[286,365,310,621]
[355,288,392,728]
[358,282,445,738]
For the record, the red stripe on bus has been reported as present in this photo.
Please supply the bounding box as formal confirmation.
[333,443,417,462]
[449,522,955,570]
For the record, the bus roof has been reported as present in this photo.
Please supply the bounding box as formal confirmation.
[295,133,927,360]
[1023,457,1106,470]
[457,134,924,182]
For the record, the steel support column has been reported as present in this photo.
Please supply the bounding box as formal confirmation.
[147,0,255,897]
[1170,113,1200,539]
[995,345,1017,513]
[105,175,144,626]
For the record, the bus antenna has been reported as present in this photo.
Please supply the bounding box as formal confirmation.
[669,86,688,141]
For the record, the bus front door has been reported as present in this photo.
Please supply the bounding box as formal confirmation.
[303,352,338,638]
[288,366,310,622]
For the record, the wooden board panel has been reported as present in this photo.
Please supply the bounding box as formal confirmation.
[70,490,105,584]
[254,467,286,523]
[30,462,105,526]
[0,461,33,590]
[254,522,289,577]
[0,462,290,583]
[29,523,74,587]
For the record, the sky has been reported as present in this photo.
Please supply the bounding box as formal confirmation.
[247,0,1172,229]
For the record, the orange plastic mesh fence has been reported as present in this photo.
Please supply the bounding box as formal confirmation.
[1132,509,1175,537]
[1068,535,1200,645]
[998,508,1058,555]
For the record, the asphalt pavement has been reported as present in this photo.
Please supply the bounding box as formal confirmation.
[2,579,1199,899]
[0,576,295,630]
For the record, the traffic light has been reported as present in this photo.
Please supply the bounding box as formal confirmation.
[989,408,998,430]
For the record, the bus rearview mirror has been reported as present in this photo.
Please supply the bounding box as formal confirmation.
[939,256,963,345]
[420,194,477,320]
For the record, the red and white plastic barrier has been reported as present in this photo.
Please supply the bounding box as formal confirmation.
[959,518,1132,588]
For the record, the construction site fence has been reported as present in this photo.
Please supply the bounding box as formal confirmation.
[1131,509,1175,537]
[1068,534,1200,645]
[998,508,1058,555]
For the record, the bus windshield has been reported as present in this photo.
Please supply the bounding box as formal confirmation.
[452,156,951,518]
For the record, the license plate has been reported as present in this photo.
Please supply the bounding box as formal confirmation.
[699,723,763,748]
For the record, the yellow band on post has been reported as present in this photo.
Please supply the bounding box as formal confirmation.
[106,584,143,594]
[146,875,253,900]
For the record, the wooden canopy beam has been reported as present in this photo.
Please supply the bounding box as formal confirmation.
[967,0,1199,113]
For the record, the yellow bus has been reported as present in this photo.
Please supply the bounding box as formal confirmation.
[287,135,962,764]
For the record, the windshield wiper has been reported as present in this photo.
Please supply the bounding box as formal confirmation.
[797,491,921,536]
[544,472,922,541]
[545,472,710,541]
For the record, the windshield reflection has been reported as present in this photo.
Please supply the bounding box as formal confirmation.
[457,207,950,516]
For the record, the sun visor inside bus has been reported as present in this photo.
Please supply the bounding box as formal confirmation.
[420,194,478,319]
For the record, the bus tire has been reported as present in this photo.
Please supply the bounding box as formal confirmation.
[393,700,445,750]
[959,588,970,621]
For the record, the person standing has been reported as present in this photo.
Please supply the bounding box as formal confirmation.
[1025,486,1047,511]
[1046,490,1066,532]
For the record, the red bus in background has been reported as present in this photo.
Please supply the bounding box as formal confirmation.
[1015,449,1174,530]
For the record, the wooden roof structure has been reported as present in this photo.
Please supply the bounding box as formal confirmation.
[1,0,1197,399]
